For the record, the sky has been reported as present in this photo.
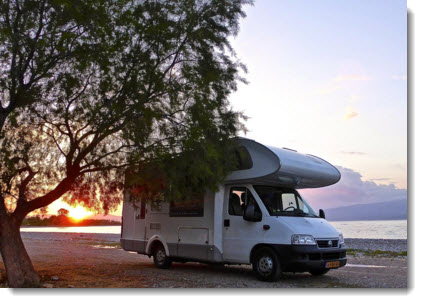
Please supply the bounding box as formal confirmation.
[47,0,407,216]
[227,0,407,209]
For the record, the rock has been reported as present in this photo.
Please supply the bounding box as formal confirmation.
[42,283,54,288]
[51,276,59,281]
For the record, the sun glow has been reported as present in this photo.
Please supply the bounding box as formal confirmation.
[68,206,93,221]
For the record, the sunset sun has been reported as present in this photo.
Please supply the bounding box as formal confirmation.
[68,206,92,221]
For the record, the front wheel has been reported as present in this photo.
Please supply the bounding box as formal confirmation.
[153,244,172,269]
[309,269,330,276]
[252,247,282,282]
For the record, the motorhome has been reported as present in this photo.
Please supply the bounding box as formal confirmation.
[120,138,347,281]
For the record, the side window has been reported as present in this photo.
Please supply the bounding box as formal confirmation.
[228,187,261,216]
[229,187,246,216]
[282,193,296,211]
[234,146,253,170]
[169,193,204,217]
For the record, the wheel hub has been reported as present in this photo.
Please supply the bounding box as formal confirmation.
[156,249,166,263]
[258,256,273,274]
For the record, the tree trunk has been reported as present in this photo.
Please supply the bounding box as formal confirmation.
[0,217,40,287]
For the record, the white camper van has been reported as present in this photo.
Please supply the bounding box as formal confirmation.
[121,138,347,281]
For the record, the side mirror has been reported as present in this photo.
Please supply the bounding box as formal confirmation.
[319,209,326,219]
[243,203,262,222]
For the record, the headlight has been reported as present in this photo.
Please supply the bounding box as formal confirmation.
[291,234,316,245]
[339,233,344,244]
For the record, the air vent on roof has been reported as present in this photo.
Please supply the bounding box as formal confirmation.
[283,147,297,152]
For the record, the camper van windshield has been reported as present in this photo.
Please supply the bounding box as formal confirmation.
[254,186,318,217]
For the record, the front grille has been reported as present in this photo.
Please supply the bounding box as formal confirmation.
[316,239,339,248]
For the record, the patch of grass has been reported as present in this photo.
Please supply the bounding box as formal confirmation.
[347,248,407,258]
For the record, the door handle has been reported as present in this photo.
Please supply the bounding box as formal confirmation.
[224,219,230,227]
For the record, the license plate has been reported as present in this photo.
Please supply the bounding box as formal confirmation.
[325,261,340,268]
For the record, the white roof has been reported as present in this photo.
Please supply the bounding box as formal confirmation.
[225,138,341,189]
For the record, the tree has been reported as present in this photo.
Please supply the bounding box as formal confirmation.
[0,0,251,287]
[57,208,69,217]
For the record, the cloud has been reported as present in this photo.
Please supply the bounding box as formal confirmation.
[392,75,407,80]
[299,166,407,210]
[334,74,372,82]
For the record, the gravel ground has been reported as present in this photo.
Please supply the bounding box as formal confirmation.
[0,232,408,288]
[344,238,407,252]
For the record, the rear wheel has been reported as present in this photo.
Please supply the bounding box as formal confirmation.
[309,269,330,276]
[252,247,282,282]
[153,243,172,269]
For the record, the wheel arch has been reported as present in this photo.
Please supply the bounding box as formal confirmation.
[249,243,278,263]
[146,236,170,256]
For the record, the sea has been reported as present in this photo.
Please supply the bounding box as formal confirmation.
[20,219,407,240]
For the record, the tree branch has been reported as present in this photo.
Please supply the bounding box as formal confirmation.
[79,144,131,170]
[12,171,79,222]
[0,195,8,218]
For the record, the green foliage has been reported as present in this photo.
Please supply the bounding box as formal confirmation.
[0,0,252,217]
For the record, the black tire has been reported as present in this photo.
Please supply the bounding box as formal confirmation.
[252,247,282,282]
[309,269,330,276]
[153,243,172,269]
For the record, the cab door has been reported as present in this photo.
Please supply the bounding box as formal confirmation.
[222,185,265,263]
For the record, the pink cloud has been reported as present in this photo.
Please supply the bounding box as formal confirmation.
[299,166,407,210]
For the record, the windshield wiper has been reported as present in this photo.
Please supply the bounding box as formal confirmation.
[273,210,319,217]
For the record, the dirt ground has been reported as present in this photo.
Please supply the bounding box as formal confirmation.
[0,232,408,288]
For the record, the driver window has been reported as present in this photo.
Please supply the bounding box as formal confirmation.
[282,193,296,211]
[229,187,246,216]
[228,187,261,217]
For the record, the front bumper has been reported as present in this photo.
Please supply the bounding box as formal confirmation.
[271,244,347,272]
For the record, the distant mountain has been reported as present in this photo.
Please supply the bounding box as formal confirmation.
[86,214,122,222]
[324,200,407,221]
